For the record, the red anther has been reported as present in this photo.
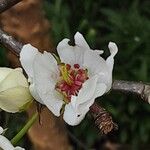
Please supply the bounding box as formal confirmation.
[70,70,75,76]
[77,69,85,74]
[74,64,80,69]
[75,80,82,86]
[66,64,71,70]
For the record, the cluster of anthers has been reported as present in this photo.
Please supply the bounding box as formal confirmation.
[56,63,88,103]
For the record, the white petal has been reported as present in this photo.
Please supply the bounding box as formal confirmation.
[0,68,12,83]
[106,42,118,72]
[0,135,15,150]
[63,103,87,126]
[29,84,44,104]
[0,127,3,134]
[14,147,25,150]
[57,36,86,66]
[0,69,28,92]
[63,75,99,125]
[38,90,64,116]
[83,49,108,76]
[71,83,107,116]
[72,75,99,107]
[83,49,113,92]
[67,83,106,126]
[74,32,90,49]
[0,87,32,113]
[33,52,64,116]
[20,44,39,80]
[57,39,73,64]
[93,83,107,98]
[108,42,118,57]
[93,50,104,55]
[33,51,58,95]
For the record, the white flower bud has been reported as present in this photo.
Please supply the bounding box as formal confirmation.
[0,67,33,113]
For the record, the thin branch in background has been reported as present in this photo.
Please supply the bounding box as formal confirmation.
[112,80,150,103]
[0,0,21,13]
[67,130,88,150]
[90,103,118,134]
[0,28,23,56]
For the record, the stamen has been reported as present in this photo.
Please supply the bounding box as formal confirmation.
[55,63,88,103]
[74,64,80,69]
[60,64,73,85]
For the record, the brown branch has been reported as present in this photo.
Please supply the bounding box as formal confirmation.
[90,103,118,134]
[0,0,22,13]
[112,80,150,103]
[0,28,23,56]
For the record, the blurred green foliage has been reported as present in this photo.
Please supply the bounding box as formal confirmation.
[0,0,150,149]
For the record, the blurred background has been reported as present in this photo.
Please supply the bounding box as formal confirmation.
[0,0,150,149]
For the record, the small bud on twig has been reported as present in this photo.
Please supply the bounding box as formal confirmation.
[90,103,118,134]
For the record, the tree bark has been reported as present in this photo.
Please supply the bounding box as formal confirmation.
[0,0,71,149]
[0,0,21,13]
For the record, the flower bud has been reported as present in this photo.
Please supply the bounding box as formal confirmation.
[0,67,33,113]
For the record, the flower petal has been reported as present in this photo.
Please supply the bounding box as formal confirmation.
[0,87,32,113]
[14,147,25,150]
[63,103,87,126]
[0,135,15,150]
[106,42,118,72]
[0,131,25,150]
[93,83,107,98]
[29,84,43,104]
[72,75,99,106]
[0,68,28,92]
[65,78,107,126]
[63,75,99,126]
[20,44,39,80]
[93,50,104,55]
[40,91,64,116]
[70,83,107,117]
[33,52,64,116]
[33,51,58,94]
[0,127,3,134]
[57,39,74,65]
[0,68,12,83]
[74,32,90,49]
[83,49,113,92]
[57,36,86,66]
[83,50,108,76]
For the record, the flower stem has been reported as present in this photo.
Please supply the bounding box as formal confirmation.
[11,112,38,146]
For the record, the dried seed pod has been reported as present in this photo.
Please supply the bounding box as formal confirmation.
[90,102,118,134]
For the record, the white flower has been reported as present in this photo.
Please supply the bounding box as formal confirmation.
[20,32,118,126]
[0,68,33,113]
[0,126,25,150]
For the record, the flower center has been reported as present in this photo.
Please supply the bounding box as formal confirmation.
[55,63,89,103]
